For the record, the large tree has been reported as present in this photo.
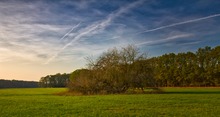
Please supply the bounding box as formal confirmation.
[68,45,155,94]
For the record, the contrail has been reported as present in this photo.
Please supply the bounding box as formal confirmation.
[136,34,193,46]
[59,22,81,40]
[44,0,145,64]
[140,13,220,34]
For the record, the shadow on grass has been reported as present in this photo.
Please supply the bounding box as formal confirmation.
[164,91,220,94]
[54,88,220,96]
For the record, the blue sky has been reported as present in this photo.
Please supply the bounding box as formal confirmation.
[0,0,220,81]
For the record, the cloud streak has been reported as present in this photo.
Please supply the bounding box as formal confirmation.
[45,0,145,64]
[139,13,220,34]
[59,22,81,41]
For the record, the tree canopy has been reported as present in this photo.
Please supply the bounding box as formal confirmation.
[150,46,220,87]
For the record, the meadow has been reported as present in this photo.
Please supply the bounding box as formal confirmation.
[0,88,219,117]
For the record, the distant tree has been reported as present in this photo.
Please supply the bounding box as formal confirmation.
[39,73,70,88]
[0,79,38,88]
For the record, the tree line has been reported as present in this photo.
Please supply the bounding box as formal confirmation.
[150,46,220,87]
[67,45,220,94]
[38,45,220,94]
[0,79,38,88]
[39,73,70,87]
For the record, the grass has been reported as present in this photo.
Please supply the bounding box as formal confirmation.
[0,87,220,116]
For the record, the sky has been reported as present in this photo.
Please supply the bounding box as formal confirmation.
[0,0,220,81]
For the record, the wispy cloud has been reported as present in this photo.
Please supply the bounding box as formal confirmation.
[45,0,145,64]
[0,24,66,62]
[139,13,220,34]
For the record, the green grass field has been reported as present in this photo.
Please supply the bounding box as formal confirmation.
[0,88,220,117]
